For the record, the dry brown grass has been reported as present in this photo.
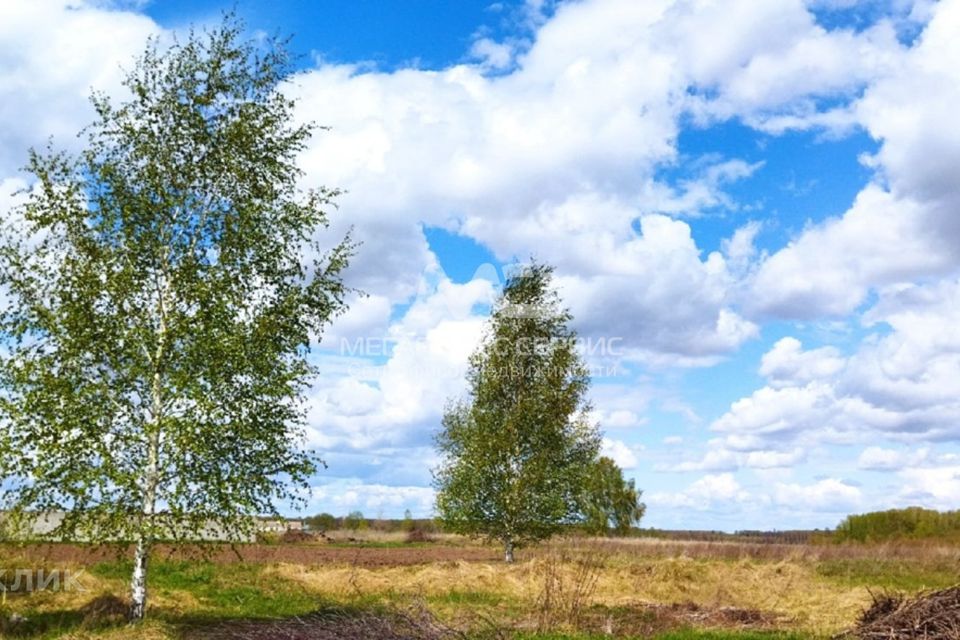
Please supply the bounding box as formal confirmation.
[267,540,885,634]
[0,559,118,615]
[1,536,956,638]
[192,606,463,640]
[533,544,608,631]
[556,536,960,565]
[52,620,175,640]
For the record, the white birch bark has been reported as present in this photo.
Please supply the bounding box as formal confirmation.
[131,282,165,621]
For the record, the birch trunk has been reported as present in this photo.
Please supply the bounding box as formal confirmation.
[504,538,515,563]
[129,535,149,620]
[130,425,160,620]
[131,286,165,621]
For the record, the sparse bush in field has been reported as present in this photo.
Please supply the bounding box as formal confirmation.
[255,532,280,545]
[534,541,609,631]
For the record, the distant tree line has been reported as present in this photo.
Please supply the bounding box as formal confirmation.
[302,508,649,538]
[633,528,825,544]
[302,510,438,534]
[833,507,960,543]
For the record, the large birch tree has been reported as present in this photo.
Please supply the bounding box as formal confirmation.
[434,263,600,562]
[0,17,352,620]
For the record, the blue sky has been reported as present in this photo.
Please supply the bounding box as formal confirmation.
[2,0,960,530]
[143,0,537,69]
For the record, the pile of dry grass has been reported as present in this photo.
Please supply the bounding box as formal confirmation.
[405,529,435,544]
[78,593,129,621]
[194,607,464,640]
[841,586,960,639]
[279,529,315,544]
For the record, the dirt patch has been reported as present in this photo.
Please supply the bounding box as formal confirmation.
[6,537,956,569]
[840,586,960,639]
[665,601,782,627]
[191,601,779,639]
[79,593,129,622]
[579,601,784,636]
[190,607,462,640]
[279,530,315,544]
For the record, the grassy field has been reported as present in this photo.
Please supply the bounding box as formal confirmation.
[0,533,956,639]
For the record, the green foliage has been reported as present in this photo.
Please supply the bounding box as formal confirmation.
[434,262,601,558]
[579,457,645,536]
[815,558,959,591]
[304,512,339,532]
[0,14,352,616]
[833,507,960,543]
[344,511,367,531]
[428,590,505,606]
[90,560,325,619]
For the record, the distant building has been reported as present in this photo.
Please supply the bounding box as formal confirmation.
[254,517,304,536]
[0,511,304,542]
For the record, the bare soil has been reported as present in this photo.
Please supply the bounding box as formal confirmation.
[190,608,461,640]
[6,536,956,569]
[1,542,502,567]
[189,601,782,639]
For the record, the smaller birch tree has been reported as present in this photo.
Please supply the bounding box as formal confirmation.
[579,456,645,536]
[0,17,352,620]
[434,262,600,562]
